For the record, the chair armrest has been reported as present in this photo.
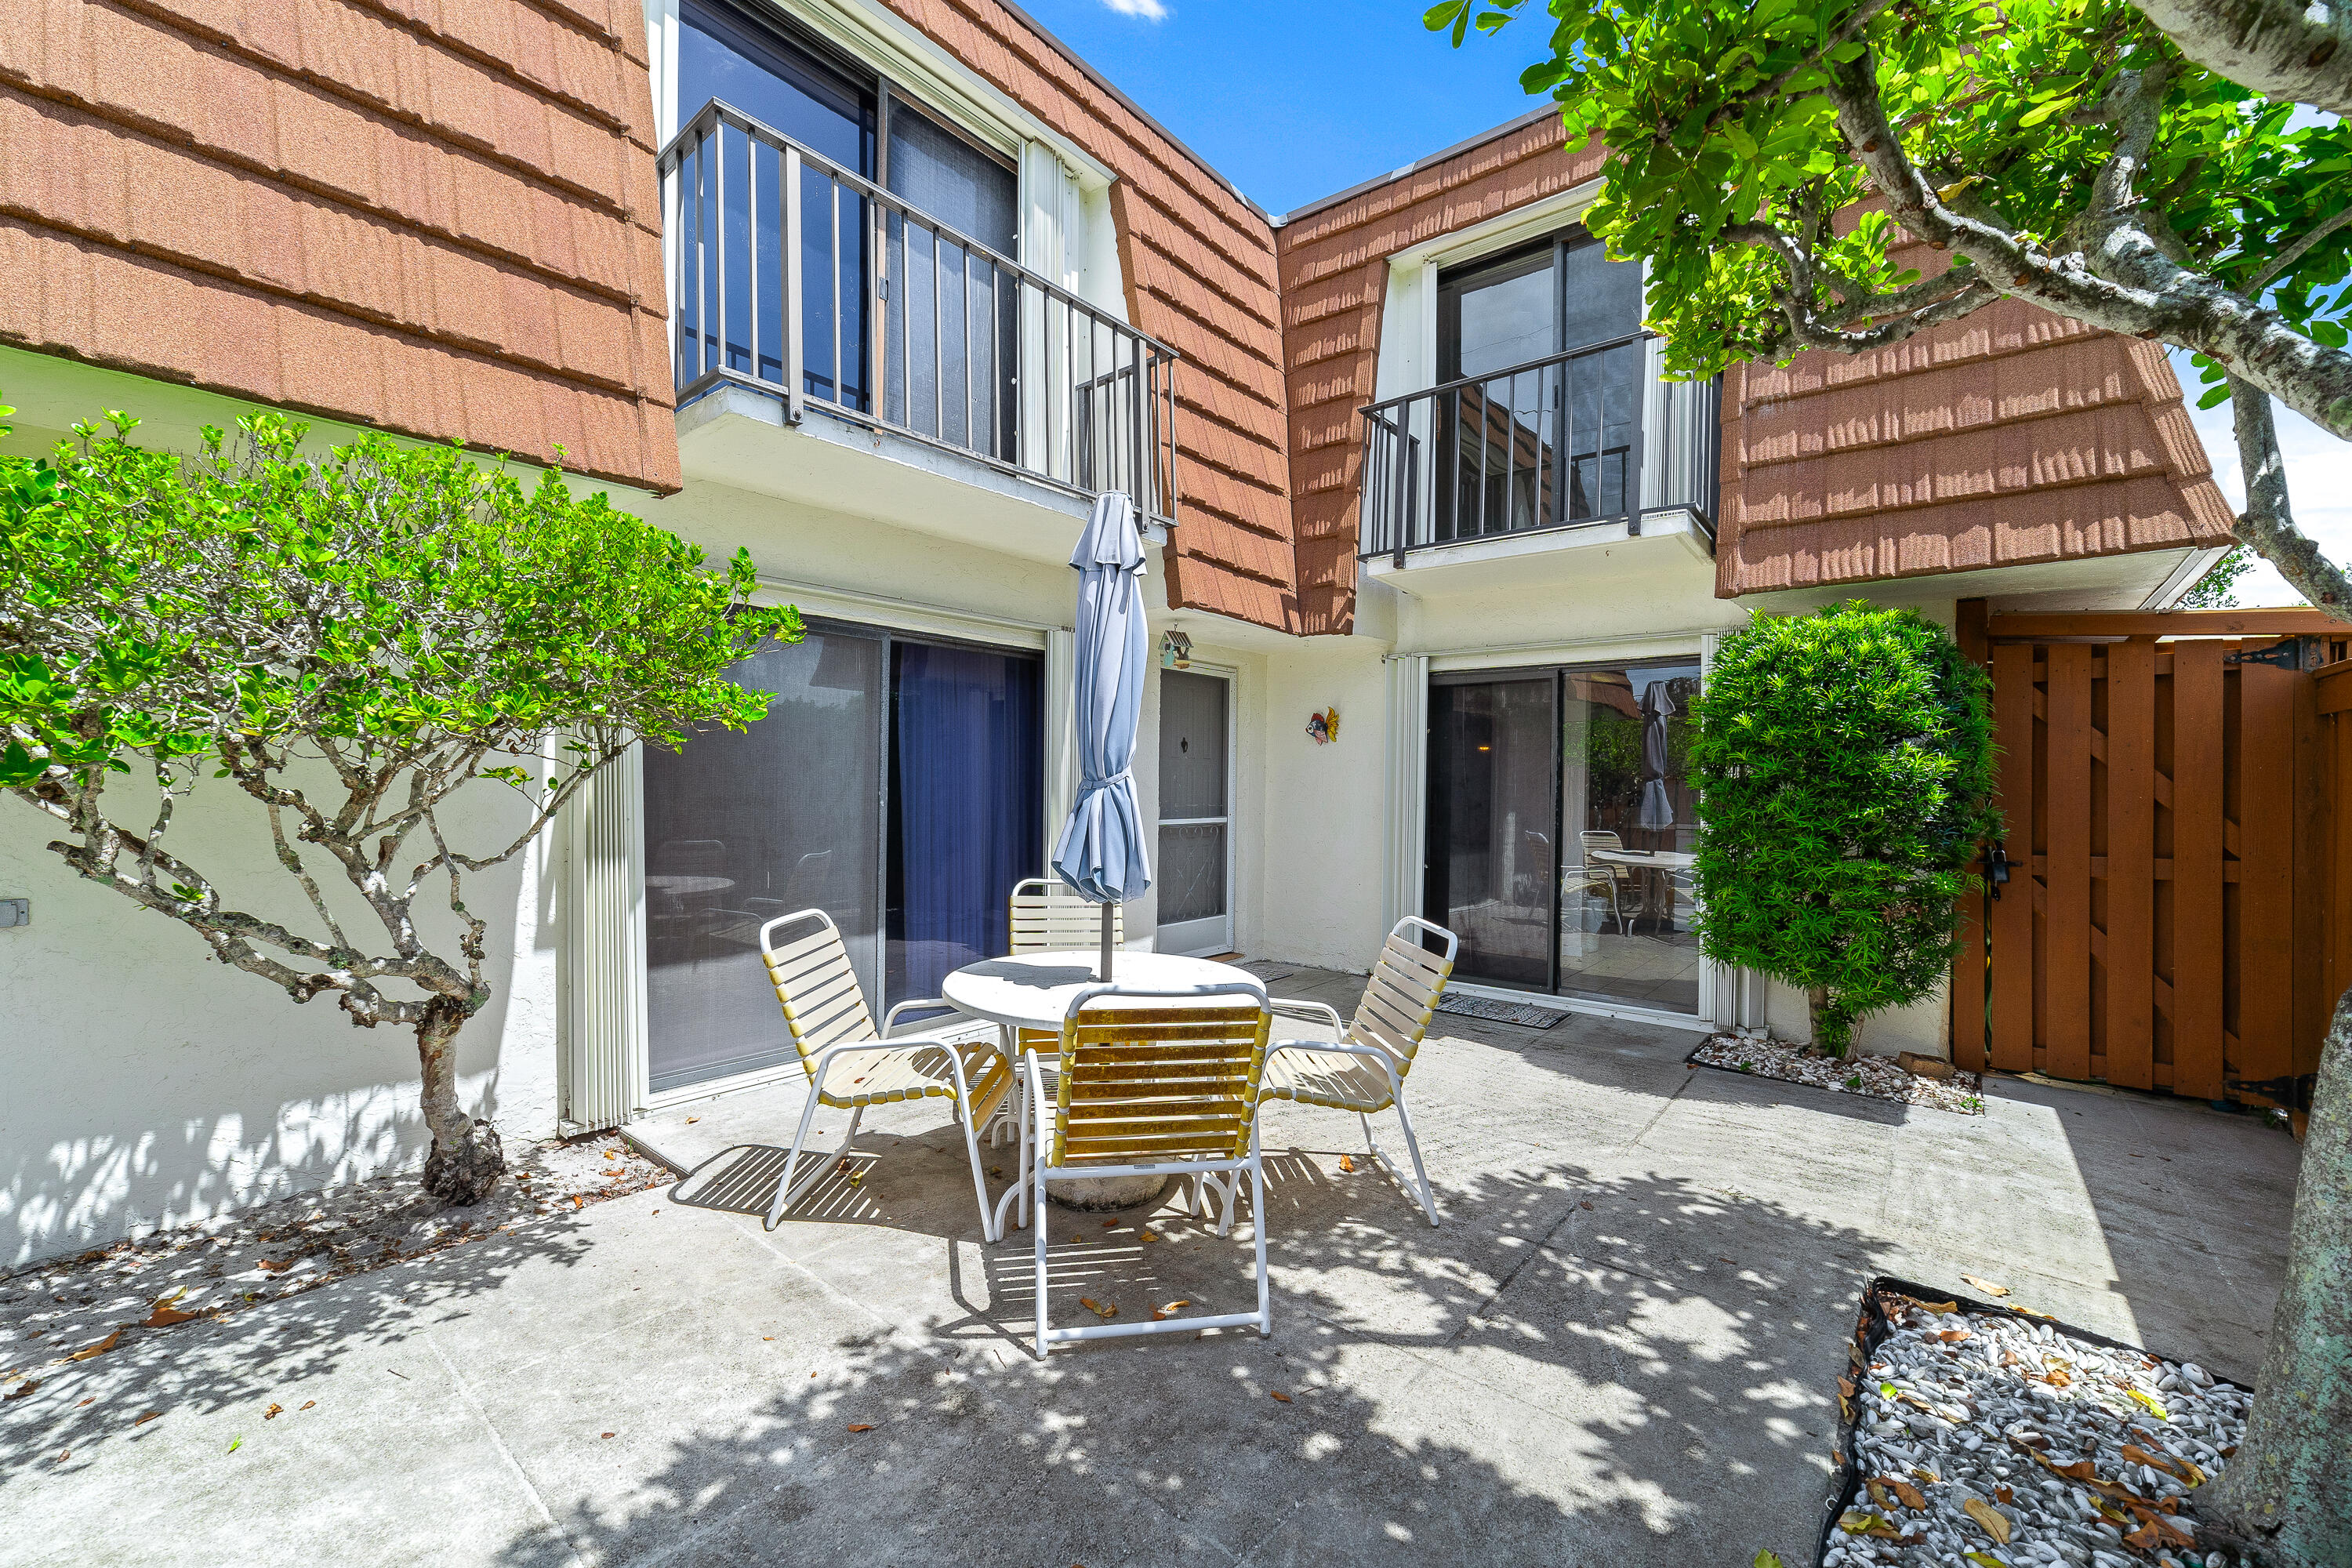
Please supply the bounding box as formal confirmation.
[882,997,955,1036]
[1269,997,1346,1035]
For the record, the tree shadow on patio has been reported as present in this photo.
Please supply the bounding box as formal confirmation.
[0,1214,604,1490]
[495,1158,1878,1566]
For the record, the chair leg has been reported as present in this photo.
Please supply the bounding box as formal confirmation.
[1387,1094,1439,1228]
[1250,1155,1271,1337]
[956,1084,997,1244]
[768,1098,862,1231]
[1033,1139,1051,1360]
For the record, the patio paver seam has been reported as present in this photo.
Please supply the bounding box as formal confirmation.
[423,1331,592,1568]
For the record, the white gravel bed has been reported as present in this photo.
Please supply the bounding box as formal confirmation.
[1,1131,666,1398]
[1691,1032,1986,1115]
[1831,1294,2249,1568]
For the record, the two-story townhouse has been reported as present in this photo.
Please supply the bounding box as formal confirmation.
[0,1,2235,1264]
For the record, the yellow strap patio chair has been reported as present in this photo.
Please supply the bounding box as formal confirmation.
[1260,916,1458,1228]
[1022,982,1273,1358]
[757,909,1013,1240]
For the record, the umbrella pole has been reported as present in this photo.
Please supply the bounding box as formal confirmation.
[1098,900,1115,982]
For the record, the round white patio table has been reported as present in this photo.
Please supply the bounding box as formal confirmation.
[940,949,1260,1217]
[1588,848,1697,933]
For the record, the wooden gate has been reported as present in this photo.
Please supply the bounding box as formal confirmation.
[1951,608,2348,1113]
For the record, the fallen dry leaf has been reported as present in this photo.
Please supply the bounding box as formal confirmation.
[78,1397,93,1408]
[1937,1328,1972,1343]
[1961,1274,2009,1298]
[143,1302,202,1328]
[604,1151,617,1160]
[572,1196,584,1210]
[601,1432,616,1439]
[5,1380,38,1401]
[1866,1479,1893,1509]
[1270,1391,1291,1403]
[67,1330,122,1362]
[1152,1299,1190,1321]
[263,1403,283,1420]
[1889,1479,1926,1510]
[846,1423,875,1433]
[685,1116,699,1124]
[55,1450,67,1463]
[133,1412,159,1426]
[1338,1154,1355,1173]
[1140,1231,1160,1243]
[1962,1497,2013,1544]
[300,1401,315,1411]
[1993,1484,2013,1505]
[1078,1297,1119,1319]
[1102,1218,1119,1229]
[255,1258,293,1273]
[1579,1200,1594,1210]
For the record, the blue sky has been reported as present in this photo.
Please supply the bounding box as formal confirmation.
[1018,0,1544,215]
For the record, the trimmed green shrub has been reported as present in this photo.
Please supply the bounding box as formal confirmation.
[1690,603,1998,1056]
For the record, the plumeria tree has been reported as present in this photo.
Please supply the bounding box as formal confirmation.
[0,405,797,1203]
[1425,0,2350,1555]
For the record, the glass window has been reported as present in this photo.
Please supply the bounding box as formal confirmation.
[1425,660,1702,1014]
[643,626,882,1094]
[886,641,1043,1004]
[887,100,1018,256]
[641,623,1043,1094]
[679,0,873,173]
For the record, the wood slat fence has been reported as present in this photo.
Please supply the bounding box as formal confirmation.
[1951,607,2349,1121]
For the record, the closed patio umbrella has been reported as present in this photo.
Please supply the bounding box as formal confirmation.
[1051,492,1152,979]
[1636,677,1676,836]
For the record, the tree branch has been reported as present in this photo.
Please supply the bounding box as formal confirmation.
[2226,373,2352,620]
[2131,0,2352,118]
[1821,48,2352,443]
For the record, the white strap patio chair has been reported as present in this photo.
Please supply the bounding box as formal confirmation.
[1022,982,1273,1359]
[1260,916,1458,1228]
[1578,829,1642,935]
[989,878,1130,1148]
[757,909,1012,1241]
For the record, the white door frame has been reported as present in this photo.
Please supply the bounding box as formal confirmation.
[1155,662,1236,956]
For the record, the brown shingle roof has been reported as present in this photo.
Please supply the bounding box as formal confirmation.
[0,0,678,492]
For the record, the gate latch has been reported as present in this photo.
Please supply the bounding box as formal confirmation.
[2225,635,2327,671]
[1984,844,2012,901]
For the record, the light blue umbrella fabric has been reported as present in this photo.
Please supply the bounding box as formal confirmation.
[1051,492,1153,907]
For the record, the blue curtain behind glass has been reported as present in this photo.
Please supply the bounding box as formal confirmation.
[887,642,1042,1006]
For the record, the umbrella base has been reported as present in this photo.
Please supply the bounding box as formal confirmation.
[1047,1173,1176,1212]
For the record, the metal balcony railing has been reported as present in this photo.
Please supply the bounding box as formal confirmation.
[659,100,1178,526]
[1358,336,1720,564]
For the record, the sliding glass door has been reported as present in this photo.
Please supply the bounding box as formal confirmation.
[641,619,1041,1094]
[1427,658,1702,1014]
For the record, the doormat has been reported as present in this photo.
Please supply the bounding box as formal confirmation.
[1435,994,1567,1029]
[1237,961,1296,985]
[1812,1275,2250,1567]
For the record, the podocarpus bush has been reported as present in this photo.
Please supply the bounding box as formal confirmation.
[1689,603,1997,1057]
[0,404,799,1203]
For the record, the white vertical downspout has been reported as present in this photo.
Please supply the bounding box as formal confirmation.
[1382,654,1431,933]
[561,744,648,1131]
[1695,631,1751,1030]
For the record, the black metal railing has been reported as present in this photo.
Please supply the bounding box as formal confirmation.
[1358,336,1719,563]
[658,100,1178,525]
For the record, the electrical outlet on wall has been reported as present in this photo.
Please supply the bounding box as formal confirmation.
[0,898,27,928]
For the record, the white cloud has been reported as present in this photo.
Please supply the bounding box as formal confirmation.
[1100,0,1169,17]
[2170,350,2352,607]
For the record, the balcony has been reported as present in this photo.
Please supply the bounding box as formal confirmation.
[658,100,1178,550]
[1357,337,1720,579]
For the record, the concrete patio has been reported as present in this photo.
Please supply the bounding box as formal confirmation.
[0,967,2302,1566]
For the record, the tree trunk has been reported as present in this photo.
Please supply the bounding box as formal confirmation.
[416,995,504,1205]
[2195,982,2352,1566]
